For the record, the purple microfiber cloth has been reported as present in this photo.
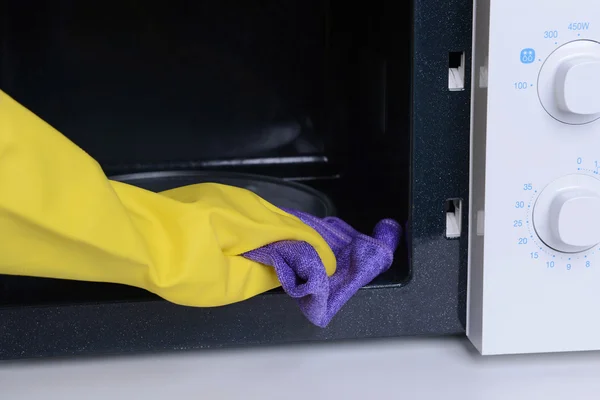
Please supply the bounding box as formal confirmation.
[243,209,402,327]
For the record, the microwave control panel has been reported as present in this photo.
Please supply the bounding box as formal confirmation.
[468,0,600,355]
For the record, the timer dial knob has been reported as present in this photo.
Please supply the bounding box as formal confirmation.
[538,40,600,124]
[533,174,600,253]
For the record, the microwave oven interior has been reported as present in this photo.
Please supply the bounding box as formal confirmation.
[0,0,472,359]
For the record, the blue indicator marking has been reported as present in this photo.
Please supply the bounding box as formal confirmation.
[520,48,536,64]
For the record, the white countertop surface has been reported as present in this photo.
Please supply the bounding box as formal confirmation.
[2,336,600,399]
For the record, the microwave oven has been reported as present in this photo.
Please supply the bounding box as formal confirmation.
[8,0,593,359]
[1,0,470,360]
[468,0,600,355]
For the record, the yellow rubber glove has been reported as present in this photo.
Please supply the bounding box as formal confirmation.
[0,90,336,307]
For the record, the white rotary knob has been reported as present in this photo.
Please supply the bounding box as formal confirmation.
[533,174,600,253]
[538,40,600,124]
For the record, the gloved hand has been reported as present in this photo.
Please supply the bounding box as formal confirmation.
[0,90,335,307]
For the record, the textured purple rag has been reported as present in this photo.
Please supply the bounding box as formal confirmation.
[243,209,402,327]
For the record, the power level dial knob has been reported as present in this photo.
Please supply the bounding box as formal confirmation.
[533,174,600,253]
[538,40,600,124]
